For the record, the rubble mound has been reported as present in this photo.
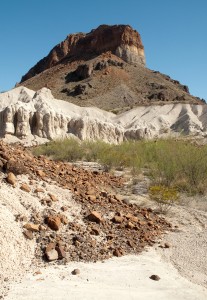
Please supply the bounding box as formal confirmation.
[0,141,171,270]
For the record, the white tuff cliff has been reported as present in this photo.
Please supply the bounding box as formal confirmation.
[0,87,206,144]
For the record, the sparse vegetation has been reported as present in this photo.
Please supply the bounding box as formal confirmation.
[149,185,179,213]
[33,138,207,195]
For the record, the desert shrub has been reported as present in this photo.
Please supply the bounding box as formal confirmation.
[149,185,179,213]
[81,140,111,162]
[33,138,84,161]
[32,137,207,194]
[147,139,180,186]
[175,142,207,194]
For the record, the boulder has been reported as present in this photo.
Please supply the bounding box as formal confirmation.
[75,64,93,80]
[149,275,160,281]
[20,183,31,193]
[113,249,123,257]
[112,216,124,223]
[73,84,88,95]
[46,215,61,231]
[46,249,58,261]
[23,223,40,232]
[56,246,66,259]
[23,230,34,240]
[34,187,44,193]
[88,211,103,223]
[71,269,80,275]
[6,172,16,186]
[48,193,58,202]
[45,242,56,253]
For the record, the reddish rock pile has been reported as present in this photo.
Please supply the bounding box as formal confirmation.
[0,141,171,263]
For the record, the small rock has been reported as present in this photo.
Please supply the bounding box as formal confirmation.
[148,221,154,226]
[90,226,100,235]
[33,270,42,276]
[20,183,31,193]
[112,216,124,223]
[0,160,5,171]
[91,240,96,247]
[88,211,103,223]
[109,198,116,204]
[36,237,42,243]
[127,240,135,248]
[113,249,122,257]
[88,195,97,202]
[6,172,16,186]
[114,194,122,201]
[34,187,44,193]
[46,215,61,231]
[86,189,96,195]
[164,242,170,248]
[56,246,66,259]
[45,242,56,252]
[150,275,160,281]
[16,214,27,222]
[71,269,80,275]
[100,191,108,197]
[49,233,56,239]
[23,223,40,232]
[46,249,58,261]
[37,170,46,177]
[125,213,138,223]
[23,230,34,240]
[48,193,58,202]
[123,198,130,205]
[60,214,68,225]
[126,221,135,229]
[61,206,68,212]
[73,235,84,243]
[39,225,47,231]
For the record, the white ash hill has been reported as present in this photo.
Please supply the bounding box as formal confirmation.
[0,86,207,145]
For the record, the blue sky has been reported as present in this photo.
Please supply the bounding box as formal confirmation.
[0,0,206,100]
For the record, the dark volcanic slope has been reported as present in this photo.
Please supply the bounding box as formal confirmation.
[19,25,203,112]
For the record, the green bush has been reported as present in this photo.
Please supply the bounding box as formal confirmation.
[33,138,84,161]
[32,137,207,194]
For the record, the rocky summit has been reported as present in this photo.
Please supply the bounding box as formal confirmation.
[18,25,203,112]
[21,24,146,82]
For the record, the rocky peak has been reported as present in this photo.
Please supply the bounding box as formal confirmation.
[20,24,145,82]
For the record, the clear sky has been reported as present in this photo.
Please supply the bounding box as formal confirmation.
[0,0,206,100]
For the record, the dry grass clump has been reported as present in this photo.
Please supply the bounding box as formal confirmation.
[33,138,207,195]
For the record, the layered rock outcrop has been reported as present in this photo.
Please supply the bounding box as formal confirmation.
[0,87,207,145]
[21,25,145,82]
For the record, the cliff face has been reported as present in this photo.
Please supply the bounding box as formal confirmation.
[21,25,145,82]
[0,87,207,146]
